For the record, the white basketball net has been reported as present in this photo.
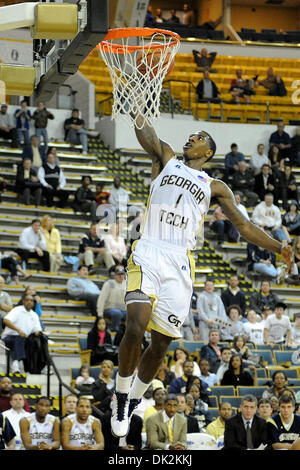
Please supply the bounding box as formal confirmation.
[99,29,180,129]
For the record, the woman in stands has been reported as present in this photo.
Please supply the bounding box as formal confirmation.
[92,360,115,413]
[103,221,128,270]
[221,354,257,387]
[262,370,289,401]
[87,317,113,366]
[41,215,63,273]
[170,347,201,378]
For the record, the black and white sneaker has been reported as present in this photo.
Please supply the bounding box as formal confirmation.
[111,391,130,438]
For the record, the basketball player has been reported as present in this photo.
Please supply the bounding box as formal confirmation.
[111,113,293,438]
[61,397,104,450]
[20,396,60,450]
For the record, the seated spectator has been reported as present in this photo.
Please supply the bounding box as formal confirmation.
[143,387,166,431]
[145,393,187,450]
[17,285,43,331]
[1,294,42,373]
[155,361,176,389]
[92,360,115,413]
[221,354,256,386]
[215,347,232,384]
[249,143,270,175]
[198,358,218,387]
[209,204,239,245]
[97,264,126,332]
[14,99,31,147]
[196,70,220,103]
[154,7,166,23]
[38,152,69,208]
[64,109,99,155]
[185,382,212,431]
[225,143,245,178]
[87,317,112,365]
[22,135,45,169]
[61,395,78,420]
[197,279,228,342]
[3,392,30,449]
[221,305,245,341]
[0,103,19,148]
[41,215,63,273]
[0,376,30,413]
[291,127,300,166]
[15,158,42,206]
[248,279,280,316]
[104,222,127,268]
[246,232,279,280]
[268,143,284,175]
[200,330,222,374]
[168,359,197,394]
[232,160,258,208]
[233,191,249,220]
[263,301,293,347]
[229,69,256,104]
[108,176,130,215]
[144,5,156,27]
[170,347,200,378]
[223,395,267,450]
[269,121,291,161]
[95,183,110,206]
[67,265,101,316]
[46,146,60,165]
[167,9,180,24]
[267,395,300,450]
[16,219,50,271]
[262,370,289,401]
[282,200,300,237]
[252,193,290,242]
[0,253,31,286]
[231,334,251,362]
[79,222,114,273]
[221,274,246,317]
[61,397,104,450]
[73,175,97,222]
[0,175,9,203]
[278,161,299,210]
[257,398,273,421]
[31,102,54,153]
[206,402,233,440]
[176,394,199,433]
[254,164,277,203]
[192,48,217,71]
[259,67,287,97]
[182,3,195,27]
[291,312,300,347]
[75,364,95,394]
[242,310,265,346]
[0,276,13,334]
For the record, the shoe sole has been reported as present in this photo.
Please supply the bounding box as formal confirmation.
[111,427,129,439]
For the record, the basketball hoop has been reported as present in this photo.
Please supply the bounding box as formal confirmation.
[98,27,180,129]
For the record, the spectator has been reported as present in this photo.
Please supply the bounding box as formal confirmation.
[291,312,300,347]
[61,397,104,450]
[248,279,280,316]
[170,347,200,378]
[259,67,287,97]
[215,347,232,383]
[74,364,95,394]
[232,160,258,208]
[0,175,8,203]
[231,335,251,362]
[221,305,245,341]
[242,310,265,346]
[0,252,32,286]
[263,301,293,347]
[0,103,19,148]
[209,204,239,244]
[97,264,126,332]
[291,127,300,166]
[143,387,166,431]
[67,265,101,316]
[282,200,300,238]
[31,102,54,153]
[268,143,284,175]
[267,395,300,450]
[144,5,156,27]
[197,279,228,342]
[278,161,299,209]
[233,191,250,220]
[22,135,45,169]
[182,3,195,27]
[0,275,13,334]
[62,394,78,420]
[0,376,30,412]
[95,183,110,206]
[229,69,256,104]
[176,394,199,433]
[155,361,176,389]
[223,395,268,450]
[1,294,42,373]
[0,411,15,449]
[206,402,233,440]
[154,8,166,23]
[196,70,220,103]
[221,274,246,317]
[185,382,212,431]
[198,358,218,387]
[269,121,291,161]
[17,285,43,331]
[262,371,289,401]
[38,152,69,208]
[257,398,273,421]
[192,48,217,71]
[73,175,97,222]
[14,99,31,147]
[108,176,130,215]
[92,360,115,412]
[246,231,279,279]
[254,164,277,202]
[87,317,112,365]
[16,219,50,272]
[145,393,187,450]
[15,158,42,206]
[167,9,180,24]
[46,146,60,165]
[104,222,127,268]
[168,359,197,394]
[40,215,63,273]
[3,392,30,449]
[79,223,114,273]
[252,193,290,242]
[200,329,222,374]
[20,396,60,450]
[249,143,270,175]
[294,236,300,273]
[64,109,99,155]
[225,143,245,177]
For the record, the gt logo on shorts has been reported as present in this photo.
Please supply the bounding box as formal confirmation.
[168,314,181,327]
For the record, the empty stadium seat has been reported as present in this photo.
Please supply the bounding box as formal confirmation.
[211,386,235,398]
[274,351,293,365]
[236,386,266,399]
[77,337,92,365]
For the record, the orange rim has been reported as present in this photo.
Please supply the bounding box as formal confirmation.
[99,27,180,54]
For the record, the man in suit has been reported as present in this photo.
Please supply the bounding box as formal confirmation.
[22,135,45,169]
[224,394,268,450]
[15,158,42,206]
[146,394,187,450]
[254,164,277,202]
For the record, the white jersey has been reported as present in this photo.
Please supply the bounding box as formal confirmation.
[67,415,98,448]
[141,158,212,249]
[26,412,57,447]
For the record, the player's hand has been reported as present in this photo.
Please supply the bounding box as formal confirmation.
[281,243,293,274]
